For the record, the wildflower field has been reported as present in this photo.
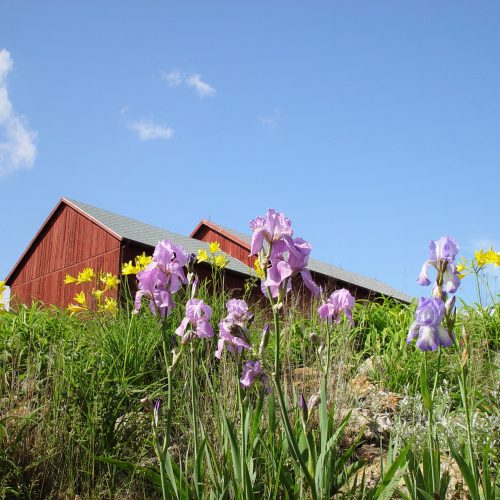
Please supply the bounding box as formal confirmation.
[0,211,499,499]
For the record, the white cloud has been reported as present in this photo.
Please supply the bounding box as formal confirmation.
[186,73,216,97]
[127,119,174,140]
[161,69,216,97]
[161,69,183,87]
[259,108,282,131]
[0,49,37,176]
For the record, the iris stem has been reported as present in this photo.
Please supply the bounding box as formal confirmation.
[269,290,317,500]
[431,347,442,401]
[237,359,247,496]
[424,352,438,493]
[454,337,478,488]
[190,344,200,498]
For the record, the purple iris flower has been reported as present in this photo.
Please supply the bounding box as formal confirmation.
[317,289,355,326]
[134,239,188,318]
[250,209,319,298]
[176,298,214,343]
[240,360,271,394]
[407,297,454,351]
[153,240,188,293]
[417,236,460,294]
[135,264,175,318]
[215,299,253,359]
[262,237,320,298]
[249,209,293,256]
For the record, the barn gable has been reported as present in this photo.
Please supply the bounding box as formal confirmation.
[6,199,122,306]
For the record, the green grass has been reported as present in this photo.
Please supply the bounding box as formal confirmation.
[0,285,498,498]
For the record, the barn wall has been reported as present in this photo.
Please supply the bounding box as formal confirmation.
[192,226,254,268]
[9,204,121,307]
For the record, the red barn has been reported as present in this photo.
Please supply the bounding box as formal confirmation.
[5,198,252,308]
[5,198,411,308]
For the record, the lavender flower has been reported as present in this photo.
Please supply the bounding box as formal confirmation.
[240,360,271,394]
[135,239,188,318]
[317,289,355,326]
[135,264,175,318]
[215,299,253,359]
[407,297,454,351]
[250,209,319,299]
[262,237,320,298]
[176,298,214,343]
[417,236,460,294]
[249,209,293,256]
[153,240,188,292]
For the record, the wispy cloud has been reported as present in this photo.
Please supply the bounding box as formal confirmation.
[186,74,216,97]
[259,108,282,131]
[161,69,216,98]
[127,119,174,141]
[0,49,37,176]
[162,69,183,87]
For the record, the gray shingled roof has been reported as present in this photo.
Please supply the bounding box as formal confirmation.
[67,198,411,302]
[211,221,412,303]
[66,199,252,276]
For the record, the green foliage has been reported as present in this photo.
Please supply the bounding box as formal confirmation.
[0,286,498,498]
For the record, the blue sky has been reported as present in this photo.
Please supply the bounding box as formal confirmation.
[1,1,499,304]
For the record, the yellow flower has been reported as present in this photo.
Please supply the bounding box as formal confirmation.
[101,273,120,289]
[121,261,138,275]
[197,249,209,263]
[64,274,77,284]
[209,241,221,254]
[103,297,118,315]
[77,267,95,284]
[474,249,488,268]
[253,258,265,279]
[483,247,500,266]
[214,254,229,268]
[92,289,105,301]
[74,291,87,305]
[136,252,153,269]
[67,304,86,316]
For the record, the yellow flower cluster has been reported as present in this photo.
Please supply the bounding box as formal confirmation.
[456,246,500,278]
[64,267,95,284]
[64,268,120,316]
[197,241,230,269]
[121,252,153,275]
[0,280,6,311]
[253,258,265,279]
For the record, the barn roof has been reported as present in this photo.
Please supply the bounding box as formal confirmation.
[191,219,412,303]
[65,198,252,276]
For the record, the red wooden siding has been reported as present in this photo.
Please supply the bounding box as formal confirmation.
[11,252,120,307]
[192,224,254,268]
[9,204,121,307]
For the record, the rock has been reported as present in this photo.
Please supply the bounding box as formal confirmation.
[349,373,376,398]
[354,444,385,489]
[292,367,324,394]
